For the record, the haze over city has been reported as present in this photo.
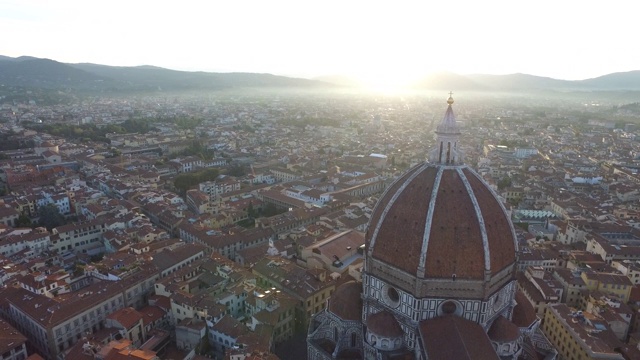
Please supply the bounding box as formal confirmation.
[2,0,639,90]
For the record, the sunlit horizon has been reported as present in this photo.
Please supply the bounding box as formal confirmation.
[2,0,639,89]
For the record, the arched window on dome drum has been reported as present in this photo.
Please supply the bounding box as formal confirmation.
[446,142,451,164]
[334,327,338,342]
[351,332,357,347]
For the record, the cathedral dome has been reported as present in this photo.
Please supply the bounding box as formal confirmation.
[365,95,517,292]
[366,165,516,281]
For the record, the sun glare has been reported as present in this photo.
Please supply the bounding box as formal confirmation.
[354,63,428,94]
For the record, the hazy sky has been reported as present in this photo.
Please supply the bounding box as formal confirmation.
[2,0,637,88]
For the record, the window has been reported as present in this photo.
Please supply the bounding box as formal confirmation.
[383,285,401,307]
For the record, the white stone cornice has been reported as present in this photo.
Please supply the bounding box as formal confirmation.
[417,166,444,279]
[457,167,491,274]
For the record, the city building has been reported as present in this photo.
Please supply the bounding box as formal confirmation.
[0,318,28,360]
[543,304,625,360]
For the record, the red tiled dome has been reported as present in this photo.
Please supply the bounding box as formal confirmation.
[366,310,403,338]
[366,164,516,281]
[488,315,520,342]
[328,281,362,321]
[512,290,538,327]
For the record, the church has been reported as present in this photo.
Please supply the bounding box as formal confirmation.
[307,94,543,360]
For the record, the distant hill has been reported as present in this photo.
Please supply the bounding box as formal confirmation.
[1,55,639,92]
[576,71,640,90]
[466,73,572,91]
[0,57,112,89]
[0,56,332,92]
[70,63,329,91]
[313,75,362,87]
[412,71,640,91]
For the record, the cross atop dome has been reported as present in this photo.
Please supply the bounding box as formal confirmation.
[428,93,464,164]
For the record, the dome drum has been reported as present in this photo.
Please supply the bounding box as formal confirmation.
[368,258,496,300]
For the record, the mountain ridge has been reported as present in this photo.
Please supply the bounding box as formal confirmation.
[0,56,332,92]
[1,55,639,92]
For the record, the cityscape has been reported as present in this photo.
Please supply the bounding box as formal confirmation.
[2,2,640,360]
[1,58,640,360]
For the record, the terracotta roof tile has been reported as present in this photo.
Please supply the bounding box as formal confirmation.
[370,166,437,275]
[487,315,520,342]
[419,315,499,360]
[425,168,484,279]
[463,168,516,275]
[366,164,424,241]
[107,307,143,330]
[0,318,27,354]
[366,310,403,338]
[367,165,516,280]
[328,281,362,321]
[512,290,538,327]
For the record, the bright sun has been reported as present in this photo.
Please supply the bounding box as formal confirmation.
[354,66,427,94]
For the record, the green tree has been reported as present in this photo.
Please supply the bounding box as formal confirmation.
[497,177,512,191]
[197,168,220,183]
[15,214,32,228]
[261,203,287,217]
[507,197,521,207]
[196,324,212,355]
[173,168,220,195]
[38,204,66,230]
[247,201,257,219]
[109,148,122,158]
[227,165,247,177]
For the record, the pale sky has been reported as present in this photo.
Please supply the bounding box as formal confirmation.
[1,0,637,88]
